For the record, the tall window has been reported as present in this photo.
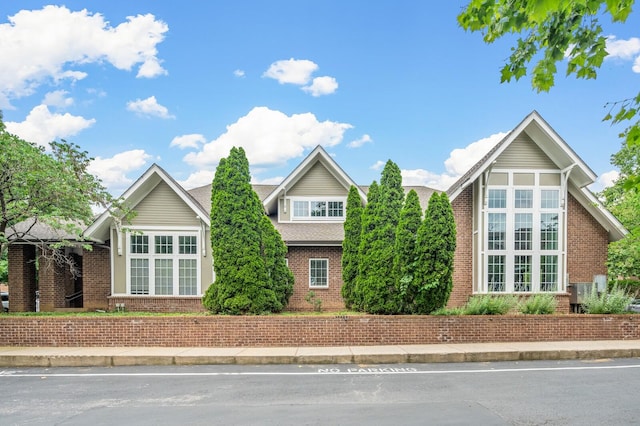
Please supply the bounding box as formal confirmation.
[309,259,328,288]
[485,173,562,293]
[127,231,200,296]
[292,199,345,220]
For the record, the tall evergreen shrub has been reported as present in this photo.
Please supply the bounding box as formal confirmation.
[394,189,422,313]
[356,161,404,314]
[341,185,363,309]
[202,147,293,314]
[413,192,457,314]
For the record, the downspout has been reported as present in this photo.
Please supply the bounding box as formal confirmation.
[560,163,577,292]
[200,217,206,258]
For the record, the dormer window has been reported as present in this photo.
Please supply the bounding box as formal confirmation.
[292,198,345,220]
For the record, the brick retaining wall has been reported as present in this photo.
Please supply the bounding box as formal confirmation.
[0,315,638,347]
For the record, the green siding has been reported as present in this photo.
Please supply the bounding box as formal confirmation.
[288,161,348,196]
[131,181,201,227]
[495,132,557,170]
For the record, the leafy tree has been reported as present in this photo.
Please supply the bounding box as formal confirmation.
[394,189,423,313]
[341,185,363,309]
[354,161,404,314]
[599,142,640,279]
[413,193,457,314]
[202,147,292,314]
[0,111,127,274]
[458,0,640,190]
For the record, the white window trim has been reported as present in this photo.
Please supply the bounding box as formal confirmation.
[309,258,329,289]
[290,197,346,222]
[481,170,564,294]
[124,228,202,296]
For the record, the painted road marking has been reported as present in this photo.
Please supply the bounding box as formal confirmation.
[1,363,640,378]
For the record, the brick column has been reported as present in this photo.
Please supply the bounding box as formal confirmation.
[82,246,111,311]
[38,248,67,311]
[7,245,37,312]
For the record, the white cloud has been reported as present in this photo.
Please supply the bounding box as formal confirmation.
[606,36,640,60]
[234,69,245,78]
[5,104,95,147]
[589,169,620,193]
[178,170,214,190]
[302,76,338,96]
[401,169,459,191]
[0,6,168,102]
[401,131,507,190]
[170,134,207,149]
[348,134,373,148]
[88,149,151,194]
[183,106,352,173]
[370,160,385,171]
[444,132,507,175]
[264,58,338,96]
[126,96,175,119]
[252,175,285,185]
[43,90,74,108]
[264,58,318,85]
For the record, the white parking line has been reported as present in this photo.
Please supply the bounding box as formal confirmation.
[1,363,640,378]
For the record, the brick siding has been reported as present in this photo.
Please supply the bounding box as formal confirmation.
[7,245,37,312]
[108,296,206,313]
[0,314,637,347]
[83,246,111,311]
[449,185,473,307]
[286,246,344,311]
[567,193,609,283]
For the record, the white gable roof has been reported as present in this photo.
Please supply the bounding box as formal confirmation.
[262,145,367,214]
[85,164,210,243]
[448,111,597,200]
[447,111,626,242]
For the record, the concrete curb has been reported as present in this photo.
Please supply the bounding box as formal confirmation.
[1,341,640,367]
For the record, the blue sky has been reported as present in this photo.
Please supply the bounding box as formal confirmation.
[1,1,639,196]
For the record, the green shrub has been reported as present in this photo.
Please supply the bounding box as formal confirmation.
[610,279,640,297]
[430,306,465,316]
[304,291,323,312]
[518,293,558,314]
[463,294,517,315]
[582,286,634,314]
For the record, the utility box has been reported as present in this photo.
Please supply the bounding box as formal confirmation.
[569,282,593,305]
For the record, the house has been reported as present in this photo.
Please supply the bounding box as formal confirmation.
[6,111,627,313]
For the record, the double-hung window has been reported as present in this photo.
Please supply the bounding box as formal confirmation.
[292,198,345,221]
[484,172,562,293]
[127,231,200,296]
[309,259,328,288]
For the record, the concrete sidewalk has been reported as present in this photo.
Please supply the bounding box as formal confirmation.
[1,340,640,367]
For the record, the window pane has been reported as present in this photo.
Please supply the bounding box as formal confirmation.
[487,255,505,292]
[155,259,173,295]
[130,259,149,295]
[540,213,559,250]
[488,189,506,209]
[155,236,173,254]
[540,255,558,291]
[328,201,343,217]
[541,190,559,208]
[310,259,328,287]
[130,235,148,254]
[514,189,533,208]
[310,201,326,217]
[179,236,198,254]
[293,201,308,217]
[514,255,532,292]
[179,259,198,295]
[488,213,506,250]
[514,213,532,250]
